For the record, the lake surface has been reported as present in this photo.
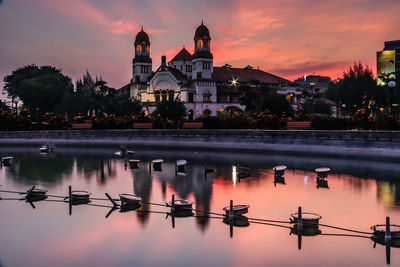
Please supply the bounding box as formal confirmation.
[1,147,400,267]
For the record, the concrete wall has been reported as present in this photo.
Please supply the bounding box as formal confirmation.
[2,129,400,161]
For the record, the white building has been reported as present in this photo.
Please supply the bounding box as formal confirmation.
[127,22,292,119]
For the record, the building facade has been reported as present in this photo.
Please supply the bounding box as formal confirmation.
[128,23,292,118]
[377,40,400,85]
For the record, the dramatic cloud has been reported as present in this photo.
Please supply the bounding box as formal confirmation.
[0,0,399,92]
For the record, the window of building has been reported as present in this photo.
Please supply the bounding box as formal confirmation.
[197,39,203,49]
[203,62,210,70]
[162,90,167,102]
[136,45,141,53]
[155,91,160,102]
[202,92,211,103]
[168,90,174,101]
[186,65,192,72]
[141,66,149,73]
[188,92,194,103]
[180,65,183,71]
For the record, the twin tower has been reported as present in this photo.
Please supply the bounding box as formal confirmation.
[132,22,213,83]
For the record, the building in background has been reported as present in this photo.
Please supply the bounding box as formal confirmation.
[294,75,331,94]
[377,40,400,85]
[122,22,292,119]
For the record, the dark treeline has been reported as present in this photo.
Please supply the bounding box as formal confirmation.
[2,65,142,119]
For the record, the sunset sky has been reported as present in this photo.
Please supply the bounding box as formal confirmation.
[0,0,399,91]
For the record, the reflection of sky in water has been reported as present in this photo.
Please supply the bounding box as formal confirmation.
[0,147,400,266]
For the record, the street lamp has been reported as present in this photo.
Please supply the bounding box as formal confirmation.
[342,103,346,118]
[388,81,396,115]
[13,99,19,115]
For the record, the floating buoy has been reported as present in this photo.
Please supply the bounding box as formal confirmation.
[315,167,330,179]
[129,159,140,169]
[223,215,249,227]
[25,188,47,202]
[168,198,194,217]
[274,176,286,185]
[316,179,329,188]
[169,199,194,212]
[39,143,55,153]
[176,160,187,174]
[127,150,135,155]
[290,212,322,229]
[223,204,249,216]
[273,165,287,178]
[119,193,142,206]
[152,159,163,171]
[1,157,13,166]
[70,190,91,205]
[371,217,400,246]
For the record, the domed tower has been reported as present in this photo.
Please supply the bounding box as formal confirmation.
[132,27,152,83]
[192,21,213,80]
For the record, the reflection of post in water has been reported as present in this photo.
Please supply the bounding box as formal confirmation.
[133,160,153,225]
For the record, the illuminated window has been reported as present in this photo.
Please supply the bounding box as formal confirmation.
[202,92,211,102]
[197,39,203,49]
[136,45,141,53]
[146,45,150,53]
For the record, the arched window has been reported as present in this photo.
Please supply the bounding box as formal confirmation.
[146,45,150,53]
[136,45,141,53]
[155,91,160,102]
[197,39,203,49]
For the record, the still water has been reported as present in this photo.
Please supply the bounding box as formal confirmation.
[1,147,400,267]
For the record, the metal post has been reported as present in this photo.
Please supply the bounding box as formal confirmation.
[297,206,303,233]
[171,194,175,214]
[385,216,391,244]
[105,193,118,208]
[229,200,234,221]
[68,185,72,216]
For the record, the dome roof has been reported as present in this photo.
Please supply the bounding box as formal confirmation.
[135,27,150,45]
[194,21,210,39]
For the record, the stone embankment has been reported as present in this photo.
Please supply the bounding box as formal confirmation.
[1,129,400,161]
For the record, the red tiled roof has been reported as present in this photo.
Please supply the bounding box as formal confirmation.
[214,66,291,84]
[170,48,192,62]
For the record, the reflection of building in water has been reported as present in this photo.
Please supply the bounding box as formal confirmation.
[191,165,213,231]
[6,153,73,185]
[132,162,153,225]
[76,157,117,184]
[377,181,400,207]
[151,161,214,231]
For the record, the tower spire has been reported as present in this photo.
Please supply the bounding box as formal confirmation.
[201,19,203,25]
[141,25,143,31]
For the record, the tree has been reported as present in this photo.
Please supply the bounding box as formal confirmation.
[0,100,10,112]
[239,85,273,114]
[152,99,186,121]
[325,62,385,114]
[260,93,293,116]
[3,65,73,113]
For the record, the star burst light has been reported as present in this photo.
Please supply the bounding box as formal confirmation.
[229,77,239,87]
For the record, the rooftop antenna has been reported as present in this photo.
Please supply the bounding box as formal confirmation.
[141,26,143,31]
